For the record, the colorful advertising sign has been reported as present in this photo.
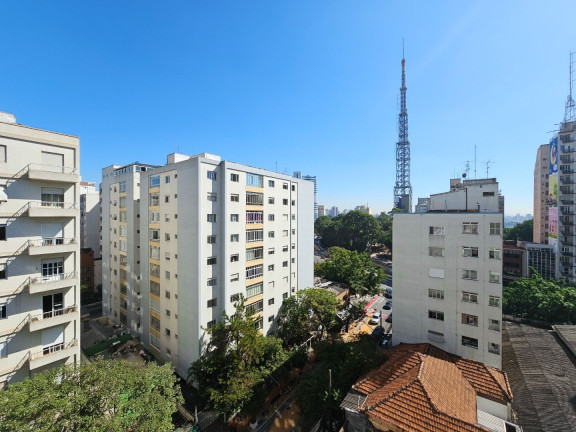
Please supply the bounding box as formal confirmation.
[548,137,559,249]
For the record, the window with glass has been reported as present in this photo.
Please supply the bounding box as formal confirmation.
[41,259,63,282]
[230,234,239,242]
[207,214,217,223]
[119,181,127,193]
[462,336,478,349]
[246,247,263,261]
[207,278,217,286]
[207,235,216,244]
[462,247,479,257]
[246,300,264,314]
[489,222,501,235]
[149,192,160,206]
[150,316,160,331]
[246,229,263,242]
[150,229,160,241]
[231,214,239,222]
[230,173,239,182]
[246,211,263,224]
[488,343,500,354]
[428,289,444,300]
[462,222,479,234]
[246,264,264,280]
[462,269,478,280]
[230,254,239,262]
[150,263,160,278]
[230,273,240,282]
[150,176,160,187]
[150,246,160,260]
[150,281,160,296]
[246,192,264,205]
[149,211,160,222]
[427,330,444,343]
[207,192,217,201]
[207,256,217,265]
[429,247,444,257]
[207,171,217,180]
[489,272,501,283]
[461,313,478,326]
[268,197,275,204]
[489,296,501,307]
[462,291,478,303]
[429,226,445,235]
[246,173,263,187]
[246,282,263,298]
[268,180,275,187]
[428,310,444,321]
[489,319,500,331]
[231,194,240,202]
[489,248,502,259]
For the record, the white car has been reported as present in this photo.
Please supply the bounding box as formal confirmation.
[369,313,381,325]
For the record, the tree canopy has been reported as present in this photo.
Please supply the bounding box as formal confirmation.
[504,219,533,241]
[503,271,576,324]
[276,288,341,347]
[315,211,383,252]
[315,247,386,296]
[0,359,182,432]
[188,299,286,415]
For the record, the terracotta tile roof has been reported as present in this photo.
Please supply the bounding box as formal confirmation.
[353,351,489,432]
[394,343,513,403]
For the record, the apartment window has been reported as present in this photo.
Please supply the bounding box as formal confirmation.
[283,245,288,252]
[283,276,288,283]
[427,330,444,343]
[165,252,171,261]
[164,194,170,202]
[207,171,217,180]
[246,192,264,205]
[246,211,263,224]
[268,248,275,255]
[268,214,275,221]
[268,197,275,204]
[461,313,478,326]
[292,214,296,220]
[489,222,501,235]
[246,282,263,298]
[428,310,444,321]
[268,231,275,238]
[246,247,263,261]
[0,304,6,319]
[283,214,289,221]
[150,281,160,296]
[246,229,264,242]
[283,183,288,190]
[207,298,217,308]
[283,292,288,299]
[291,200,295,206]
[489,248,502,259]
[254,317,264,330]
[291,258,295,263]
[207,192,217,201]
[165,290,171,299]
[165,175,171,184]
[462,291,478,303]
[228,273,239,283]
[489,272,501,283]
[283,199,288,205]
[268,265,274,271]
[149,192,160,206]
[268,298,275,306]
[428,289,444,300]
[207,320,217,329]
[231,214,239,222]
[165,233,171,241]
[429,268,445,279]
[291,229,295,235]
[149,229,160,241]
[207,235,216,244]
[119,225,127,237]
[150,176,160,187]
[150,316,161,331]
[292,243,295,250]
[230,234,239,242]
[462,269,478,280]
[488,343,500,355]
[150,334,160,349]
[283,230,288,237]
[246,300,264,314]
[119,211,127,222]
[231,173,239,182]
[462,247,479,257]
[246,264,264,280]
[0,145,6,163]
[207,214,217,223]
[230,254,239,262]
[231,194,240,202]
[150,263,160,278]
[246,173,263,188]
[268,180,275,187]
[489,296,501,307]
[489,319,500,331]
[462,336,478,349]
[429,226,445,235]
[292,185,296,191]
[150,211,160,222]
[207,278,217,286]
[429,247,444,257]
[283,261,288,267]
[230,294,241,302]
[150,246,160,260]
[462,222,479,234]
[207,256,217,265]
[119,196,127,208]
[268,315,274,322]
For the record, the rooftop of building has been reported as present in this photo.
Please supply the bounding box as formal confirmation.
[0,111,78,139]
[502,321,576,431]
[342,343,513,432]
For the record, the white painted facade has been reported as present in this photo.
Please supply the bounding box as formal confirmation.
[393,179,503,369]
[0,113,81,386]
[79,181,100,259]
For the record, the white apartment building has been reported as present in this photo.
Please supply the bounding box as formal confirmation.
[80,181,100,258]
[393,178,503,369]
[102,153,314,378]
[0,112,81,386]
[101,162,157,336]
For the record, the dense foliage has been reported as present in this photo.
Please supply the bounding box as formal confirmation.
[188,299,286,415]
[504,219,533,241]
[503,271,576,324]
[0,359,182,432]
[315,247,386,296]
[276,288,341,347]
[294,335,387,427]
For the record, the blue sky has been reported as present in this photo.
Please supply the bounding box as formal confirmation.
[1,1,575,215]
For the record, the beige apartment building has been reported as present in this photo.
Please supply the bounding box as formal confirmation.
[0,112,81,386]
[533,143,549,244]
[102,153,314,378]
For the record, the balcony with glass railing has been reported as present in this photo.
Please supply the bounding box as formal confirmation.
[29,271,78,295]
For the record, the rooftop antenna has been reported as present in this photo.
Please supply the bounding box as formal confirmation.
[484,159,495,178]
[474,145,477,179]
[564,51,576,122]
[464,161,470,178]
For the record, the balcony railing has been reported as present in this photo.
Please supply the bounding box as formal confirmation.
[29,237,77,247]
[28,164,78,175]
[30,271,77,286]
[30,305,77,322]
[31,201,77,209]
[30,339,78,361]
[561,145,576,152]
[560,155,575,163]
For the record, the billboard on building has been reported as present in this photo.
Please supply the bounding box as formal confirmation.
[548,136,559,249]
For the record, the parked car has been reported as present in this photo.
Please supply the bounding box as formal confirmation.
[369,312,381,325]
[372,325,385,338]
[384,288,393,299]
[385,313,392,323]
[383,300,392,310]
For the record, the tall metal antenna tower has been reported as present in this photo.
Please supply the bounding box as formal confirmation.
[393,41,412,213]
[564,51,576,122]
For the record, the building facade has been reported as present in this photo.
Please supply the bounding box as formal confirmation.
[0,112,81,386]
[102,153,314,378]
[393,178,503,369]
[521,241,556,279]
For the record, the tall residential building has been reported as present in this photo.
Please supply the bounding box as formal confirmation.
[318,204,325,217]
[533,144,549,243]
[0,112,81,387]
[80,181,100,258]
[521,241,556,279]
[294,172,318,220]
[101,162,157,336]
[556,120,576,280]
[103,153,314,378]
[393,178,503,369]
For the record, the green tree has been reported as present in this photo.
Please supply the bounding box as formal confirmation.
[276,288,340,347]
[315,247,386,296]
[314,215,333,236]
[504,219,533,241]
[316,211,382,252]
[376,211,393,251]
[188,299,286,414]
[0,359,182,432]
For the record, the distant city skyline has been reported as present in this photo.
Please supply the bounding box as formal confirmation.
[1,1,575,215]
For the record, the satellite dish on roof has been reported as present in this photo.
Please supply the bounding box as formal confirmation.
[462,173,467,178]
